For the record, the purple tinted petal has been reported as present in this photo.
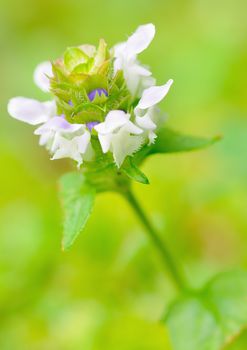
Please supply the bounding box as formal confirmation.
[35,116,81,135]
[48,117,72,130]
[88,88,108,102]
[86,121,99,132]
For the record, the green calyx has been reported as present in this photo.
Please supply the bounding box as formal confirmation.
[49,39,131,125]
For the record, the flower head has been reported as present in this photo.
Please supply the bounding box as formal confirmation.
[7,23,173,169]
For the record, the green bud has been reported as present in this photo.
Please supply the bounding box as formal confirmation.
[64,47,90,72]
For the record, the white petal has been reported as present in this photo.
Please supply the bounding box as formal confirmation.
[52,142,82,166]
[33,61,53,92]
[77,131,91,154]
[51,136,69,159]
[113,43,126,74]
[105,110,130,131]
[98,134,112,153]
[35,116,81,135]
[43,100,57,118]
[126,23,155,56]
[51,133,63,153]
[140,75,156,92]
[113,57,124,73]
[51,135,89,167]
[136,113,157,130]
[122,64,156,98]
[8,97,51,125]
[39,133,51,146]
[113,42,126,58]
[123,121,143,135]
[111,130,143,167]
[130,63,152,77]
[137,79,173,110]
[95,110,130,134]
[50,132,61,152]
[148,131,157,144]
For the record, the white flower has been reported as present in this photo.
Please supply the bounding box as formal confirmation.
[33,61,53,92]
[94,110,143,167]
[52,128,91,167]
[8,96,91,166]
[34,116,82,150]
[8,97,56,125]
[113,23,156,98]
[34,116,93,167]
[35,116,92,166]
[135,79,173,143]
[35,116,91,166]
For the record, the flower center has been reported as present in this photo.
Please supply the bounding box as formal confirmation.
[87,88,108,102]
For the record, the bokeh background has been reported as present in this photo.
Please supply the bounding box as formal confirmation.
[1,0,247,348]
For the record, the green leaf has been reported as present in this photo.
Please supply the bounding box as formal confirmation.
[122,157,149,185]
[59,172,96,250]
[165,270,247,350]
[150,127,221,155]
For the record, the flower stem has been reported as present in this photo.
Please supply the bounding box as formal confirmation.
[124,189,187,291]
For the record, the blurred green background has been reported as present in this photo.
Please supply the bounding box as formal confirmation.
[1,0,247,348]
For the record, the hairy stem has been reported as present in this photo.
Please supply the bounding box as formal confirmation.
[124,189,187,291]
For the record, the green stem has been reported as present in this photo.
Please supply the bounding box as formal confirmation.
[124,189,187,291]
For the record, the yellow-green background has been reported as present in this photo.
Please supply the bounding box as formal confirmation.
[0,0,247,348]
